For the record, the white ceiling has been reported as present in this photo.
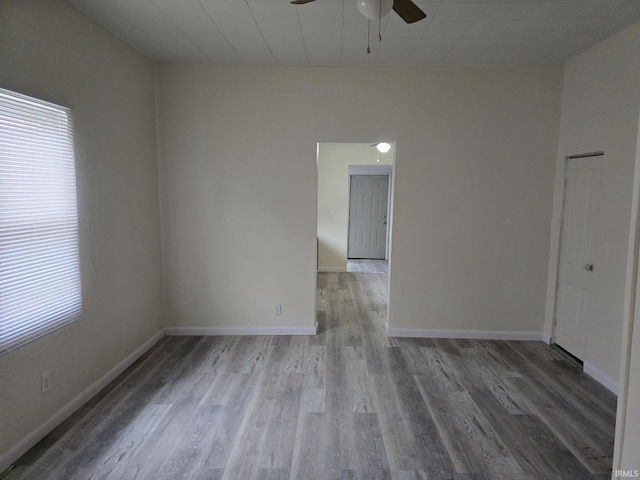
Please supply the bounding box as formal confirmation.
[66,0,640,66]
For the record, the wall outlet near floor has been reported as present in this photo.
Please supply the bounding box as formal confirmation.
[41,372,51,394]
[273,303,282,315]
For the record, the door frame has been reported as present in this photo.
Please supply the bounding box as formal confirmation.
[551,151,604,345]
[347,165,393,261]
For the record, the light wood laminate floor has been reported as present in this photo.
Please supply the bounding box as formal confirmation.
[3,272,617,479]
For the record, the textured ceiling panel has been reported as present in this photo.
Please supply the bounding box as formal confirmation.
[66,0,640,65]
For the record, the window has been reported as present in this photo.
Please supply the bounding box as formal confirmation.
[0,87,82,354]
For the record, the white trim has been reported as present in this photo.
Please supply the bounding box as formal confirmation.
[348,165,393,175]
[386,327,543,341]
[584,361,619,395]
[542,331,553,344]
[317,267,346,272]
[0,329,165,474]
[165,326,317,336]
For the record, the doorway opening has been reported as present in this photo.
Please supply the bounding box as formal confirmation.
[316,142,395,329]
[316,143,394,273]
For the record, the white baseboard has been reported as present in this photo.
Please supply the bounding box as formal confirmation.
[317,267,347,272]
[386,327,543,341]
[542,331,552,344]
[0,329,165,474]
[584,362,619,395]
[165,326,317,336]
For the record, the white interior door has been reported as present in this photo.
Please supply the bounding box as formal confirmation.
[348,175,389,259]
[554,156,602,360]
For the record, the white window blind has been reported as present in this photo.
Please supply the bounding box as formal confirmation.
[0,87,82,354]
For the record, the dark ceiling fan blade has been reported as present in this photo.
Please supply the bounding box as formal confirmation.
[392,0,427,24]
[291,0,317,4]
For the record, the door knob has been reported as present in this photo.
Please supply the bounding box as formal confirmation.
[584,264,594,272]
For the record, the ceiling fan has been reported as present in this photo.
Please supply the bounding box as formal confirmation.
[291,0,427,25]
[291,0,426,53]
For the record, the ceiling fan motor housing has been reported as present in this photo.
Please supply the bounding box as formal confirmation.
[357,0,394,20]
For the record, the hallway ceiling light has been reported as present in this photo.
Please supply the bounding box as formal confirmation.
[376,142,391,153]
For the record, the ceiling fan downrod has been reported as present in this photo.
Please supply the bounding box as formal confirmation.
[379,0,383,42]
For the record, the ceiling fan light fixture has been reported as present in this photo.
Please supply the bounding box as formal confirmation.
[376,142,391,153]
[356,0,393,20]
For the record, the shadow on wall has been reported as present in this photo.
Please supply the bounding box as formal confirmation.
[317,238,344,271]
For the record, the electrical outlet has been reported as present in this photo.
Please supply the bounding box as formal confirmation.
[273,303,282,315]
[41,372,51,394]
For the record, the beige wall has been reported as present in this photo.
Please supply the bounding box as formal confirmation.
[157,64,563,335]
[0,0,163,468]
[317,143,393,271]
[544,21,640,389]
[387,69,562,334]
